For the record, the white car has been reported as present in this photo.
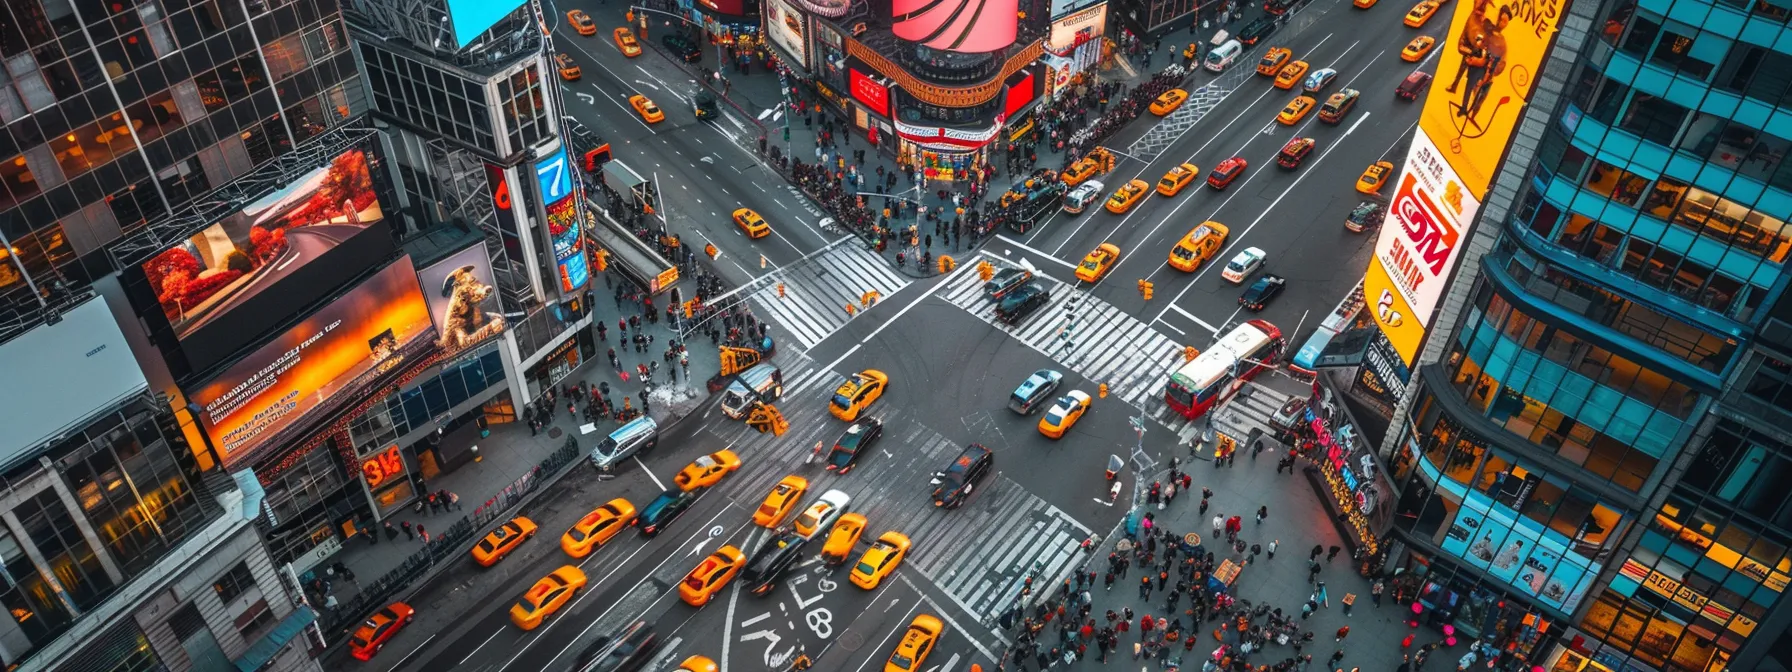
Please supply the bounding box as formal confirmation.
[1063,179,1107,214]
[1220,247,1267,284]
[792,489,851,540]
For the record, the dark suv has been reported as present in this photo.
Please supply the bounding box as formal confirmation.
[931,443,993,509]
[995,282,1050,325]
[983,268,1034,301]
[662,35,702,62]
[1237,17,1277,45]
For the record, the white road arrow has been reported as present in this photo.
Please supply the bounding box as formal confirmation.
[575,92,594,104]
[636,79,660,90]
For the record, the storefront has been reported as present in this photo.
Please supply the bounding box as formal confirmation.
[1298,377,1397,565]
[347,342,513,517]
[525,328,596,401]
[1388,550,1564,668]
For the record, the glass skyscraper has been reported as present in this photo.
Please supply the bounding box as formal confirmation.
[1369,0,1792,669]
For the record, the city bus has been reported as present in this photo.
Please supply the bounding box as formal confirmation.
[1163,319,1286,420]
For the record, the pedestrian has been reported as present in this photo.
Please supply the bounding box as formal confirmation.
[1327,545,1342,561]
[1335,625,1349,641]
[418,524,429,543]
[1256,505,1267,524]
[1371,579,1384,607]
[1311,544,1324,560]
[1212,515,1223,537]
[401,520,414,540]
[1329,649,1345,668]
[1268,539,1279,560]
[1139,576,1152,600]
[1198,497,1209,515]
[1157,570,1169,591]
[385,521,399,540]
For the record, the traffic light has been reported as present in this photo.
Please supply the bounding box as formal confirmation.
[1139,280,1154,300]
[745,402,790,436]
[978,261,995,281]
[593,248,610,272]
[938,255,956,273]
[1184,345,1199,361]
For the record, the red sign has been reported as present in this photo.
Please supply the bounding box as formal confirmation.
[1392,173,1458,276]
[362,445,405,488]
[1003,71,1036,119]
[850,68,890,117]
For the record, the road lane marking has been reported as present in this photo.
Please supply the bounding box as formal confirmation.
[901,573,1002,664]
[634,456,666,490]
[386,633,435,672]
[857,261,977,346]
[462,630,504,666]
[991,235,1078,270]
[1168,304,1217,334]
[850,601,924,672]
[821,343,862,374]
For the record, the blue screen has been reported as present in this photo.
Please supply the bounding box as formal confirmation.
[448,0,530,48]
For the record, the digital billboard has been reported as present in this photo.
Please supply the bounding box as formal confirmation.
[1439,489,1600,613]
[190,258,432,461]
[893,0,1017,53]
[135,149,393,372]
[0,297,148,464]
[417,245,508,356]
[766,0,808,63]
[536,148,589,294]
[850,68,890,116]
[447,0,529,47]
[1364,0,1563,366]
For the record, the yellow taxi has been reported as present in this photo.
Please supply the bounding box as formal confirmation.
[1150,89,1189,115]
[472,516,537,567]
[850,531,912,589]
[884,614,945,672]
[1075,243,1122,283]
[830,370,889,421]
[1357,161,1396,194]
[1168,221,1229,272]
[1105,180,1149,213]
[1277,96,1317,125]
[1274,61,1310,89]
[567,9,596,35]
[561,498,637,558]
[510,566,587,630]
[555,53,581,81]
[1038,390,1092,439]
[678,656,719,672]
[821,513,868,565]
[614,27,642,57]
[675,450,742,491]
[348,602,415,661]
[1256,47,1292,76]
[1061,149,1114,187]
[1402,35,1437,61]
[1354,0,1378,7]
[1157,163,1199,196]
[1404,0,1440,27]
[677,545,746,607]
[630,95,664,123]
[754,475,810,528]
[732,208,771,239]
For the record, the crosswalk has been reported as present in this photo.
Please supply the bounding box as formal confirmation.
[746,238,911,350]
[937,257,1297,450]
[700,353,1091,621]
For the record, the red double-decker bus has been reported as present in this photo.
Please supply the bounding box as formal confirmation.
[1163,319,1286,420]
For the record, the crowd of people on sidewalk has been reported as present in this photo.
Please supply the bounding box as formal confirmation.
[1061,66,1191,163]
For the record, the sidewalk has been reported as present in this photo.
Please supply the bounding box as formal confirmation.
[1015,448,1448,671]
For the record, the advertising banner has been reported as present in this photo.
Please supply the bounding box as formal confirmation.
[535,148,589,294]
[1047,4,1107,54]
[446,0,528,47]
[1004,71,1037,120]
[136,149,392,369]
[190,258,433,461]
[1439,488,1599,613]
[0,297,148,463]
[1049,0,1105,19]
[766,0,808,64]
[1421,0,1564,196]
[1349,332,1410,420]
[417,245,508,356]
[849,68,890,117]
[1364,132,1481,364]
[894,0,1017,53]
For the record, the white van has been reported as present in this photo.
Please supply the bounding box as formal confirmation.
[1205,40,1243,73]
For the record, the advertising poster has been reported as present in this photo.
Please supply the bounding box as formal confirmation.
[1364,133,1481,364]
[766,0,807,63]
[535,148,589,294]
[850,68,890,116]
[416,245,508,355]
[1420,0,1564,196]
[190,258,432,461]
[446,0,528,47]
[894,0,1017,53]
[0,297,148,462]
[1443,489,1599,613]
[140,149,387,339]
[1047,4,1107,54]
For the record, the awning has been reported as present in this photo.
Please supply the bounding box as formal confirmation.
[234,606,317,671]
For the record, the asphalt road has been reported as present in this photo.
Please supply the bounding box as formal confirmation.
[343,0,1445,669]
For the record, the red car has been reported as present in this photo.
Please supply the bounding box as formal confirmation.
[349,602,416,660]
[1207,157,1248,190]
[1396,71,1432,101]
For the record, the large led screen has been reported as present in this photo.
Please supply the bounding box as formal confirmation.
[0,297,148,462]
[448,0,529,47]
[190,258,432,461]
[894,0,1018,53]
[135,149,394,371]
[417,244,507,356]
[766,0,808,64]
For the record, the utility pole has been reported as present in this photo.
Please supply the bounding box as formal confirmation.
[1127,414,1156,529]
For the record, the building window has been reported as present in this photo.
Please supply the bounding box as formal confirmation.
[16,490,116,611]
[236,601,275,638]
[0,528,74,648]
[212,562,256,603]
[1618,92,1689,146]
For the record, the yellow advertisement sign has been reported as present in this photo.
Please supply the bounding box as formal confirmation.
[1365,132,1482,364]
[1419,0,1565,195]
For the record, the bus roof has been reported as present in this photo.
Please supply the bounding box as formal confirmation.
[1171,322,1279,391]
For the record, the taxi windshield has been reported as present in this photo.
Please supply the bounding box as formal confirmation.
[1080,259,1100,270]
[831,393,852,409]
[1171,246,1196,260]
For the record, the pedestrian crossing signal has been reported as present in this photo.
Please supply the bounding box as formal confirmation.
[1184,345,1199,361]
[977,261,995,282]
[937,255,956,273]
[745,402,790,436]
[1138,280,1154,300]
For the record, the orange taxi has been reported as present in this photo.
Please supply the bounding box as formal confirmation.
[850,531,912,589]
[732,208,771,239]
[555,53,581,81]
[562,498,637,558]
[1357,161,1396,194]
[1402,35,1437,61]
[754,475,809,527]
[884,614,945,671]
[614,27,642,57]
[1277,96,1317,125]
[472,516,537,567]
[678,545,746,607]
[1274,61,1310,89]
[510,566,587,630]
[1157,163,1199,196]
[1354,0,1378,7]
[821,513,868,565]
[1404,0,1440,27]
[675,450,742,490]
[1256,47,1292,76]
[1150,89,1190,115]
[1104,179,1149,214]
[630,95,664,123]
[349,602,415,661]
[567,9,596,35]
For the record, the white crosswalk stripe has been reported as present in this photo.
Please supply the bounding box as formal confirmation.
[938,257,1297,449]
[747,241,910,350]
[696,355,1089,620]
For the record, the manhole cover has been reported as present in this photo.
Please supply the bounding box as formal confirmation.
[548,427,563,439]
[838,631,866,651]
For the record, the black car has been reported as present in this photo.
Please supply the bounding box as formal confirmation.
[983,268,1034,300]
[931,443,993,509]
[1346,201,1385,232]
[742,532,807,595]
[662,35,702,62]
[573,620,659,672]
[1237,17,1277,45]
[995,282,1051,325]
[638,488,701,537]
[1264,0,1297,14]
[1239,274,1287,311]
[827,417,883,474]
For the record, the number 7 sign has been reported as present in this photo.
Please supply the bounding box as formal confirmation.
[536,149,572,202]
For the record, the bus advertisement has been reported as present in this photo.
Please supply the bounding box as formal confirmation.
[1164,319,1286,420]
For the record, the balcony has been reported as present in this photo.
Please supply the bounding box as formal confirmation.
[848,34,1042,108]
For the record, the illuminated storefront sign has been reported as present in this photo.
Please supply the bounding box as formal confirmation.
[536,148,589,294]
[362,445,406,488]
[850,68,890,116]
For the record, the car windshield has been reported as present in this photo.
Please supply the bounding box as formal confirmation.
[1227,260,1246,272]
[1046,405,1071,422]
[1080,258,1100,270]
[350,633,371,647]
[1171,246,1195,260]
[891,652,916,668]
[643,492,680,518]
[593,437,620,457]
[855,560,877,575]
[831,393,852,409]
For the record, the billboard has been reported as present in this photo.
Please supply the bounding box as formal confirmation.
[1049,0,1105,19]
[1047,4,1107,54]
[1366,132,1482,364]
[135,149,393,371]
[535,148,589,294]
[0,297,149,461]
[1439,488,1599,613]
[766,0,808,63]
[190,258,432,461]
[447,0,529,48]
[417,245,508,356]
[850,68,890,116]
[893,0,1017,53]
[1004,71,1037,119]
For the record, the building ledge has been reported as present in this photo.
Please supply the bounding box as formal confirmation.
[234,606,317,671]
